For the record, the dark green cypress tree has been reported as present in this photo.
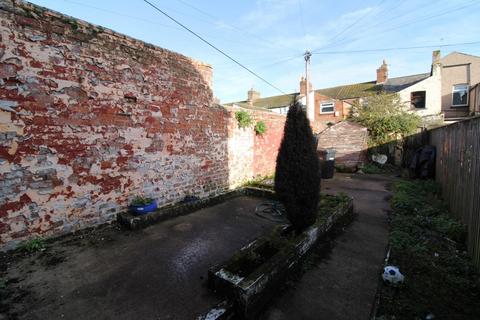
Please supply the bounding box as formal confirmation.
[274,101,321,232]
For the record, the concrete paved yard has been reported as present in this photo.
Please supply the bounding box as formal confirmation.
[2,174,393,320]
[1,196,279,320]
[263,173,393,320]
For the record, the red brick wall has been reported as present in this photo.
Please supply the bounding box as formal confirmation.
[0,1,228,248]
[313,93,349,125]
[253,111,285,177]
[226,106,285,186]
[317,121,368,169]
[0,1,285,248]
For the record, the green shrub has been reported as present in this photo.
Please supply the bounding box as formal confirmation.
[431,214,465,242]
[362,163,382,174]
[380,178,478,319]
[254,121,267,135]
[18,238,46,253]
[390,229,426,253]
[244,174,274,190]
[390,179,466,247]
[235,110,252,128]
[274,101,321,232]
[131,196,153,206]
[349,92,421,147]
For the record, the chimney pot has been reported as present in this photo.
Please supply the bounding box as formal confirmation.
[376,59,388,84]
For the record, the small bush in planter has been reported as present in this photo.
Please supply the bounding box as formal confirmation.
[129,196,157,215]
[235,110,252,128]
[274,101,321,232]
[254,121,267,135]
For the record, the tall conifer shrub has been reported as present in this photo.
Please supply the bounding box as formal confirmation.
[274,101,321,232]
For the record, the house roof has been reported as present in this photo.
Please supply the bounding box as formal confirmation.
[383,73,430,92]
[316,81,381,100]
[443,51,480,60]
[225,73,431,110]
[224,93,298,109]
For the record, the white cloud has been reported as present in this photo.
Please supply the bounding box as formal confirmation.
[241,0,302,30]
[338,6,373,22]
[267,33,329,51]
[214,20,235,31]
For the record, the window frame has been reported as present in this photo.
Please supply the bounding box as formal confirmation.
[452,84,469,107]
[319,101,335,114]
[410,91,426,109]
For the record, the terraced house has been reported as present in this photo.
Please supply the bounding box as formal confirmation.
[227,50,480,130]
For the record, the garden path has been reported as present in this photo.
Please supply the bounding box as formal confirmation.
[263,173,393,320]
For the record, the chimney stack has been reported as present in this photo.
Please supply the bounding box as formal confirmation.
[299,76,312,95]
[431,50,442,76]
[432,50,441,65]
[247,88,260,105]
[376,59,388,84]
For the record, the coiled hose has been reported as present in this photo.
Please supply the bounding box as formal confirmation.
[255,201,287,222]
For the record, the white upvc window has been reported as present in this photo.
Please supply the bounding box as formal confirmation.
[320,101,335,114]
[452,84,469,107]
[278,106,289,114]
[271,106,289,114]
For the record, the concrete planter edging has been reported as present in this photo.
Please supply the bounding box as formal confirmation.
[207,197,354,319]
[117,187,276,229]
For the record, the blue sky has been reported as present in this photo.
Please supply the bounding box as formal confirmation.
[28,0,480,103]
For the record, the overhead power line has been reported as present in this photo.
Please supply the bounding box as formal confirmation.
[298,0,307,37]
[257,54,304,70]
[173,0,300,54]
[62,0,287,51]
[312,0,387,53]
[357,0,479,44]
[323,0,479,53]
[347,0,442,39]
[61,0,181,30]
[312,41,480,55]
[331,0,387,44]
[141,0,286,94]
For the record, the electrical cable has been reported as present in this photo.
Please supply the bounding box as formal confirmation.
[172,0,302,54]
[141,0,286,94]
[312,0,387,53]
[312,41,480,55]
[317,0,479,53]
[298,0,307,37]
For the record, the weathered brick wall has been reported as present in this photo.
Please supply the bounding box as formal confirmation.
[0,1,286,249]
[226,105,285,187]
[317,121,368,169]
[253,112,285,177]
[226,106,254,187]
[0,1,231,248]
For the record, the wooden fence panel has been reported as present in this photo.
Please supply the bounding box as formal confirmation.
[429,117,480,270]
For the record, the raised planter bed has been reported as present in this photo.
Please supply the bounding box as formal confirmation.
[207,194,354,319]
[117,187,276,230]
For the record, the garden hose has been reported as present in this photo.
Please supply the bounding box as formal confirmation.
[255,201,287,222]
